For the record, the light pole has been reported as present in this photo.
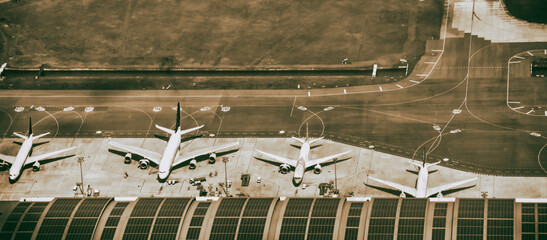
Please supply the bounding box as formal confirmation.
[222,157,229,195]
[333,158,338,192]
[77,157,85,196]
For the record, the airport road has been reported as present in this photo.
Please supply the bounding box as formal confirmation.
[0,36,546,177]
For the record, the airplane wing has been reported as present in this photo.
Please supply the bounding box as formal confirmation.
[305,150,352,168]
[109,142,161,165]
[254,149,297,167]
[368,176,417,197]
[25,147,77,166]
[426,177,478,197]
[173,142,239,167]
[0,153,16,164]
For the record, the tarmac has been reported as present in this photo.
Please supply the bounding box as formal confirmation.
[0,137,545,200]
[0,0,546,193]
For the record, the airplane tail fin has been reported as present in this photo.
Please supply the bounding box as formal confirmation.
[409,160,423,169]
[175,102,181,130]
[425,161,441,169]
[291,136,305,144]
[13,132,28,140]
[29,117,32,136]
[308,137,323,145]
[156,125,176,135]
[178,125,204,136]
[32,132,50,140]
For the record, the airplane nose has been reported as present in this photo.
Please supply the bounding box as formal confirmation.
[158,173,167,181]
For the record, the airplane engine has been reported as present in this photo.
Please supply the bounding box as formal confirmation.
[124,153,132,164]
[189,159,197,170]
[208,153,217,164]
[279,164,290,174]
[138,159,149,170]
[313,164,322,174]
[0,161,8,171]
[32,162,40,172]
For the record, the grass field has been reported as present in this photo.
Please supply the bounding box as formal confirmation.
[0,0,443,68]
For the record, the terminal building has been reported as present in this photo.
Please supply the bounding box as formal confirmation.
[0,197,545,240]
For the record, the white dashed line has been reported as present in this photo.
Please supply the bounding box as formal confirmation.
[396,84,403,88]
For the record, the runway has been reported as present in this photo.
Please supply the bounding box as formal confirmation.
[0,36,546,177]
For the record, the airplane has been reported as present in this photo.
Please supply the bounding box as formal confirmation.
[254,124,352,185]
[367,149,477,198]
[0,118,77,183]
[109,102,239,181]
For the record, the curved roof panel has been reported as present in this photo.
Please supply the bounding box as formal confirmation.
[36,198,82,240]
[66,198,111,240]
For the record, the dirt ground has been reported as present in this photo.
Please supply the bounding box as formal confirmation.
[0,0,443,68]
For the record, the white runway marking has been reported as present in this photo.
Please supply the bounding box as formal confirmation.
[507,101,520,104]
[425,62,436,64]
[513,56,524,60]
[416,74,428,76]
[526,109,534,114]
[409,80,419,83]
[527,51,533,56]
[308,91,310,97]
[545,111,547,116]
[343,89,347,94]
[379,86,383,92]
[432,50,443,52]
[396,84,403,88]
[512,106,524,110]
[509,61,521,64]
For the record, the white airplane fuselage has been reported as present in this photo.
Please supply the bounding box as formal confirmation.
[9,135,33,181]
[293,140,310,184]
[415,167,429,198]
[157,130,182,180]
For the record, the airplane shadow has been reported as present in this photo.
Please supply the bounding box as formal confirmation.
[364,183,477,198]
[365,183,403,197]
[290,144,322,149]
[172,149,238,171]
[153,134,203,142]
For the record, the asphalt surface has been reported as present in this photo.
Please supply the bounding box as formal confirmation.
[0,36,546,177]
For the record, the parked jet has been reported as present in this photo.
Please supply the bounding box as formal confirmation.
[367,149,477,198]
[0,118,77,183]
[254,125,352,185]
[109,102,239,181]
